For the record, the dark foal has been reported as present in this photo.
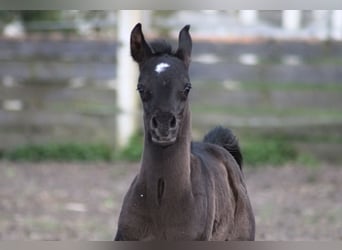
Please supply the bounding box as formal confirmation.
[114,23,255,241]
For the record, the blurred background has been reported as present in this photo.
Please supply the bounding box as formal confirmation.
[0,10,341,240]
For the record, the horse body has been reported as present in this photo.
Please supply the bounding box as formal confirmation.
[114,23,255,241]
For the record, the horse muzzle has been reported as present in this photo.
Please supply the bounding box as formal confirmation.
[149,112,179,146]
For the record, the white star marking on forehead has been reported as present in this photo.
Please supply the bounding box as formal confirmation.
[155,62,170,74]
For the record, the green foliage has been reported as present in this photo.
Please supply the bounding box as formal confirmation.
[295,153,319,168]
[0,11,61,23]
[3,143,113,162]
[19,11,61,22]
[241,136,298,166]
[116,132,300,166]
[0,133,144,163]
[116,132,144,162]
[0,133,320,167]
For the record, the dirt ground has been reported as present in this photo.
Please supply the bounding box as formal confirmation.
[0,161,341,240]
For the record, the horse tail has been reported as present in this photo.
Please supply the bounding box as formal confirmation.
[203,126,243,170]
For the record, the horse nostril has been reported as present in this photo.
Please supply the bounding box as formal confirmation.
[151,116,158,129]
[170,116,177,128]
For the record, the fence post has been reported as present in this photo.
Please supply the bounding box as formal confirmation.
[239,10,258,26]
[312,10,329,40]
[116,10,145,149]
[282,10,302,31]
[331,10,342,40]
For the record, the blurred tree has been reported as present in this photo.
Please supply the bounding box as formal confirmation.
[19,11,61,22]
[0,11,117,36]
[0,11,61,23]
[0,11,63,36]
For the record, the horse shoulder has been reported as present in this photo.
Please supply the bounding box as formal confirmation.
[213,144,255,240]
[188,147,216,239]
[190,142,238,240]
[115,175,152,240]
[191,142,255,240]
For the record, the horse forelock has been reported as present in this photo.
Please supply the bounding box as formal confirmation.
[150,40,173,56]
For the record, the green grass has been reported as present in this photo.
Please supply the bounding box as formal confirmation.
[0,134,144,163]
[116,132,144,162]
[2,142,113,162]
[0,132,334,167]
[116,132,303,167]
[240,136,298,166]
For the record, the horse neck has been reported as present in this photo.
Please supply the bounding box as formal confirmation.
[140,104,192,192]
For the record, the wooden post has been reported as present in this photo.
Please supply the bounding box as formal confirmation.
[116,10,145,148]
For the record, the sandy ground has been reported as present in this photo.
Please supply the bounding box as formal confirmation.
[0,161,341,240]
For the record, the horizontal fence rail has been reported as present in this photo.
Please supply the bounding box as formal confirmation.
[0,38,342,151]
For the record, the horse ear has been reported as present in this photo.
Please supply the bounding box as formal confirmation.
[176,25,192,68]
[130,23,153,63]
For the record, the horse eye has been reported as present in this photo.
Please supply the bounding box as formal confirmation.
[137,84,151,102]
[137,84,145,94]
[183,84,192,96]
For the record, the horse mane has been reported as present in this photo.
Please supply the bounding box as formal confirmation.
[150,39,174,56]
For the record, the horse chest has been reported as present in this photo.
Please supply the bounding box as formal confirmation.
[133,184,208,240]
